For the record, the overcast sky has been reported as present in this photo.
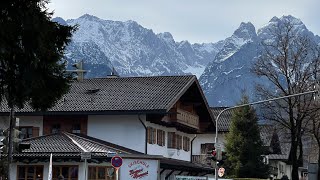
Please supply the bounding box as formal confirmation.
[48,0,319,43]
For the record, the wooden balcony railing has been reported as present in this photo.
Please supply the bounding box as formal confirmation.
[191,155,211,165]
[169,108,199,129]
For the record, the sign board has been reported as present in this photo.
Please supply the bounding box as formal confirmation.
[120,158,159,180]
[111,155,123,168]
[218,167,225,177]
[175,176,208,180]
[81,152,91,160]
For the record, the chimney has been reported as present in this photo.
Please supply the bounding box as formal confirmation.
[107,67,119,78]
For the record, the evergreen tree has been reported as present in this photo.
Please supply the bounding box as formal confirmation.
[225,96,269,178]
[0,1,75,179]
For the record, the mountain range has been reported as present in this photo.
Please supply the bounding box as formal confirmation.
[53,15,320,106]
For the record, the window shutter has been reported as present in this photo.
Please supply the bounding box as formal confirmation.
[32,127,40,137]
[157,130,160,145]
[168,132,174,148]
[173,133,176,149]
[152,128,156,144]
[162,131,165,146]
[147,127,151,144]
[183,137,186,151]
[157,130,163,146]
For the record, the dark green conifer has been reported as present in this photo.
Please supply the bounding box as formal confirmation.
[0,1,75,179]
[225,96,269,178]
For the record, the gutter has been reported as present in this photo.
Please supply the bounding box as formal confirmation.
[138,114,148,154]
[190,134,197,162]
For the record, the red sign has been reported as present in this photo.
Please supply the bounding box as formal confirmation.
[218,167,225,177]
[111,156,123,168]
[128,160,149,179]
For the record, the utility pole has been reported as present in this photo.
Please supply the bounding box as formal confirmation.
[7,107,15,180]
[214,89,319,180]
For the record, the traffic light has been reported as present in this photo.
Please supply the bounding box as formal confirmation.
[207,147,217,161]
[217,151,227,167]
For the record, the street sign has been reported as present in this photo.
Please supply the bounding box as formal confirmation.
[111,155,123,168]
[81,152,91,160]
[218,167,225,177]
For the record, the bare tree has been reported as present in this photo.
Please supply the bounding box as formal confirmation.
[307,46,320,180]
[253,18,320,180]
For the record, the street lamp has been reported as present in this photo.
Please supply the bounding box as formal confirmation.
[213,89,319,180]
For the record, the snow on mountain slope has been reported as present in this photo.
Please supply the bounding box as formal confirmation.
[199,22,260,106]
[200,15,319,106]
[60,14,223,78]
[55,14,319,106]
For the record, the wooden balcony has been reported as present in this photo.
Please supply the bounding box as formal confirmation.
[169,108,199,129]
[192,155,212,166]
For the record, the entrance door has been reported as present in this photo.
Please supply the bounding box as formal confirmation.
[53,166,78,180]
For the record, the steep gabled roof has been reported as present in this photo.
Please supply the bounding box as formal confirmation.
[259,124,275,147]
[0,76,212,119]
[210,107,233,132]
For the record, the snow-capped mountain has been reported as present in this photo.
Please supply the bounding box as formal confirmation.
[55,14,319,106]
[199,15,319,106]
[57,14,223,78]
[199,22,261,105]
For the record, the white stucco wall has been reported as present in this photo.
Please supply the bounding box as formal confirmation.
[88,115,146,153]
[88,115,195,161]
[192,133,227,155]
[269,160,292,179]
[145,122,195,161]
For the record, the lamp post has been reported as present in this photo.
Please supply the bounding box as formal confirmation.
[214,89,319,180]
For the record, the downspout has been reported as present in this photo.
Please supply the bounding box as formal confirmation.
[138,114,148,154]
[190,134,197,162]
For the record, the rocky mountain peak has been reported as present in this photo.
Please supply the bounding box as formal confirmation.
[233,22,257,41]
[157,32,175,44]
[52,17,67,26]
[280,15,303,25]
[258,15,307,39]
[79,14,101,21]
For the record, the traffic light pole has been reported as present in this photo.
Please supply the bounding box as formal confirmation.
[214,89,318,180]
[7,107,15,180]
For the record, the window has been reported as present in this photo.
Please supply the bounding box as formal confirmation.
[72,124,81,133]
[19,127,33,139]
[201,143,215,154]
[176,134,182,150]
[18,127,40,139]
[88,166,115,180]
[157,129,165,146]
[147,127,156,144]
[17,166,43,180]
[53,166,78,180]
[167,132,176,148]
[183,136,190,151]
[52,124,61,134]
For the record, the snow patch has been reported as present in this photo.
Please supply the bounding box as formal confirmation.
[222,66,244,75]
